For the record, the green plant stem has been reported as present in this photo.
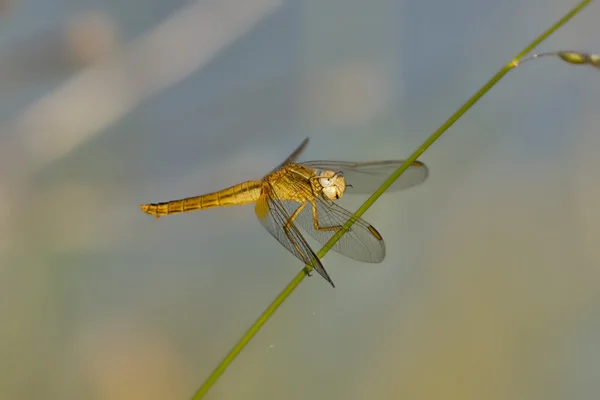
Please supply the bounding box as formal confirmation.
[191,1,592,398]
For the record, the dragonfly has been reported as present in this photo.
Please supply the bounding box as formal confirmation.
[140,138,428,287]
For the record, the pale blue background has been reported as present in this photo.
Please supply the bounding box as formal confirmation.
[1,0,599,399]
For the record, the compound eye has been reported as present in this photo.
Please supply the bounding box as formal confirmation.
[319,177,333,187]
[322,186,338,200]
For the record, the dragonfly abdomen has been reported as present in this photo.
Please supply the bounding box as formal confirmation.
[140,181,262,218]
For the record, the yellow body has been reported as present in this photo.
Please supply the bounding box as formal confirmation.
[139,136,428,287]
[140,164,320,218]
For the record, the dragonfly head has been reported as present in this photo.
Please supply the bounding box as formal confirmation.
[318,170,346,201]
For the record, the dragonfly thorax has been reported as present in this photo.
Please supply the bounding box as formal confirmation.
[316,169,346,201]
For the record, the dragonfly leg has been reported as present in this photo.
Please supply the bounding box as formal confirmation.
[283,203,313,276]
[310,200,344,232]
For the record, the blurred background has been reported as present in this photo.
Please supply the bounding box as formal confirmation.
[1,0,599,399]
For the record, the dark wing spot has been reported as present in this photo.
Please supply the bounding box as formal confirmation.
[367,225,383,241]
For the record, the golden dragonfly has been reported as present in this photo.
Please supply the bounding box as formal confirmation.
[140,138,428,287]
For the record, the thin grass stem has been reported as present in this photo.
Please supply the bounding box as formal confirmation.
[191,1,593,398]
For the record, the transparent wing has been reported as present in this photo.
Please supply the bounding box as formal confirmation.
[272,137,310,172]
[254,186,335,287]
[300,160,428,194]
[274,188,386,263]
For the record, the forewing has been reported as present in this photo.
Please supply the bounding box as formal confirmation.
[300,160,428,193]
[276,193,386,263]
[254,187,334,286]
[272,137,310,172]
